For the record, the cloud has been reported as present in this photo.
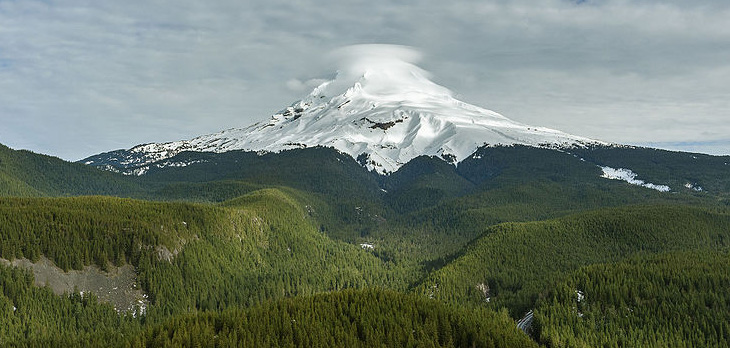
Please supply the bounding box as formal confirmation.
[328,44,423,73]
[286,78,328,92]
[0,0,728,159]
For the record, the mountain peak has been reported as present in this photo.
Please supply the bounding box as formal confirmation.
[83,45,606,174]
[319,45,452,101]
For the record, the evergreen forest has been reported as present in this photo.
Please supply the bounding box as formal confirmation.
[1,142,729,347]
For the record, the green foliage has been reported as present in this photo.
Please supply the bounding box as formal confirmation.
[570,145,730,196]
[0,170,42,197]
[149,180,264,202]
[0,196,215,271]
[344,145,721,283]
[456,145,602,187]
[3,141,730,346]
[0,264,139,345]
[0,143,141,197]
[135,289,537,348]
[139,147,383,200]
[382,155,475,213]
[0,190,412,322]
[534,250,730,347]
[138,188,410,320]
[414,205,730,316]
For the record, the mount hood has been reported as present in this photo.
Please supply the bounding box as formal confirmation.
[83,46,605,174]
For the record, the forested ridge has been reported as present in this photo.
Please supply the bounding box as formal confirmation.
[135,289,538,348]
[415,205,730,315]
[0,144,142,197]
[1,142,730,346]
[534,250,730,347]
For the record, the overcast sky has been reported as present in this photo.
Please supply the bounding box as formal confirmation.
[1,0,729,160]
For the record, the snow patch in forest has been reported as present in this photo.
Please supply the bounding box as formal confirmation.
[684,182,703,192]
[359,243,374,250]
[599,166,670,192]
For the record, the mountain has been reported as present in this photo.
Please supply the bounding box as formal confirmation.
[0,143,141,196]
[82,56,603,174]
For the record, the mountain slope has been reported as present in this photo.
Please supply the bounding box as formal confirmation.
[134,289,537,348]
[83,54,603,174]
[534,250,730,347]
[413,205,730,316]
[0,189,413,317]
[0,143,140,197]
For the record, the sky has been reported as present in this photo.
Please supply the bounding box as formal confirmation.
[1,0,729,161]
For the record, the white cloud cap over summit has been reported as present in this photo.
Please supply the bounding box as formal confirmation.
[318,44,452,101]
[328,44,425,81]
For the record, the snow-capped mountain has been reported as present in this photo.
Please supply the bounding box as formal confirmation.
[83,50,605,174]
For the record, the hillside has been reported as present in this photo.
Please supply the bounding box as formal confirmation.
[414,205,730,316]
[2,139,730,346]
[534,250,730,347]
[0,143,141,197]
[0,189,539,346]
[0,190,411,318]
[135,289,538,348]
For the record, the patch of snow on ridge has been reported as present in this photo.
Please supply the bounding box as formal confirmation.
[600,166,670,192]
[122,166,149,176]
[155,159,208,169]
[684,182,703,192]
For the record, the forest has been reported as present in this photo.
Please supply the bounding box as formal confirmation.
[1,142,729,346]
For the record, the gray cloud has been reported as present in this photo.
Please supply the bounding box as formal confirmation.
[0,0,728,160]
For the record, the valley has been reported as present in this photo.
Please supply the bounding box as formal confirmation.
[2,139,729,347]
